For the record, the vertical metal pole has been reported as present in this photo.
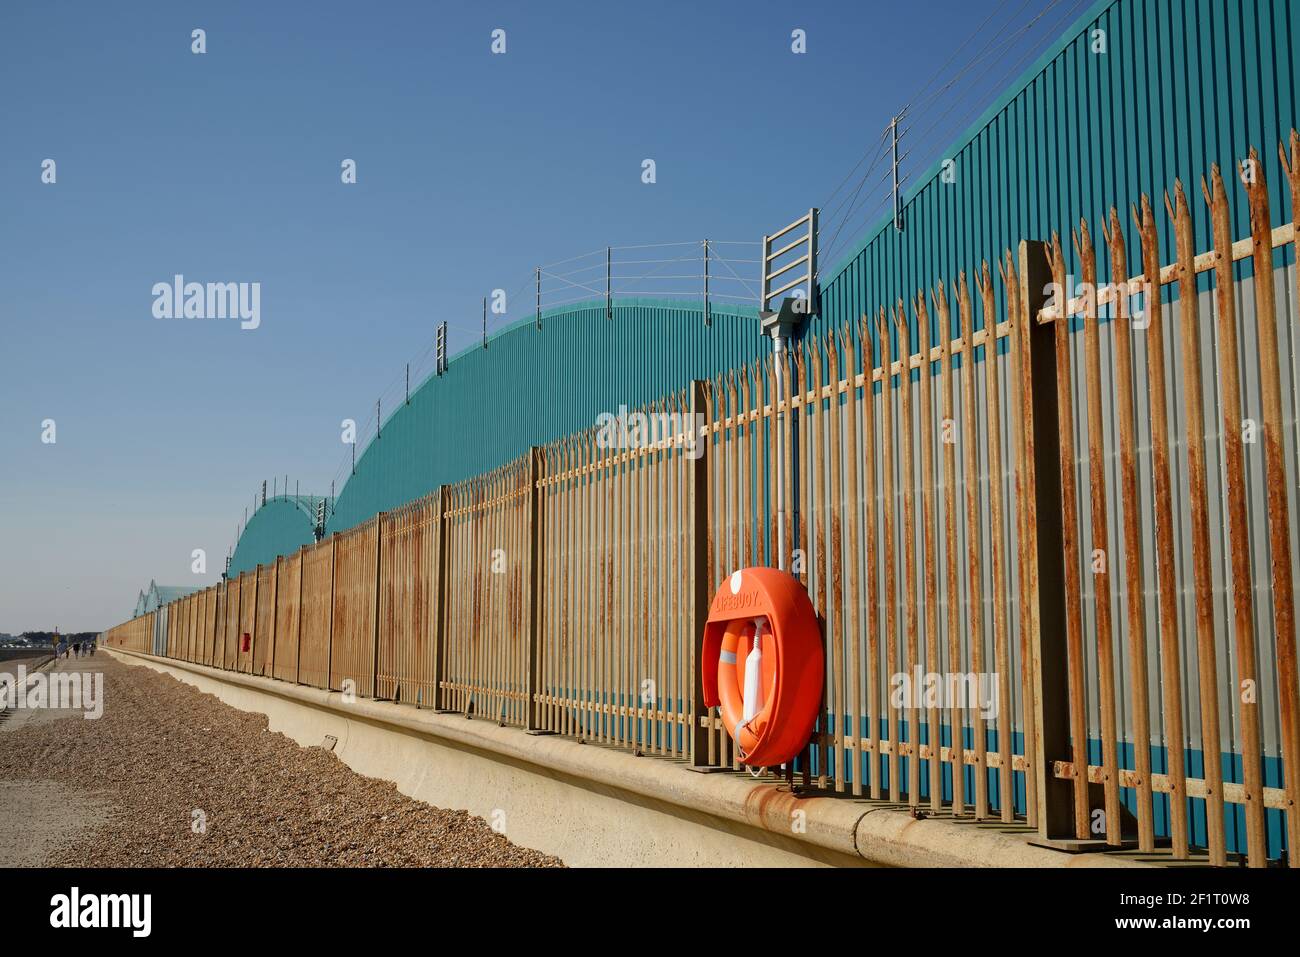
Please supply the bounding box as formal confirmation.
[249,563,260,675]
[406,363,410,405]
[1245,149,1300,864]
[772,332,786,571]
[760,235,770,312]
[606,247,612,320]
[892,117,904,232]
[482,297,488,349]
[688,380,712,767]
[377,398,381,440]
[371,514,383,699]
[703,239,711,326]
[269,556,280,678]
[524,449,545,731]
[295,546,304,685]
[326,533,337,691]
[1019,239,1074,845]
[432,485,451,711]
[536,266,542,330]
[809,208,819,314]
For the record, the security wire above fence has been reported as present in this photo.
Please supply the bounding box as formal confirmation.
[240,0,1087,558]
[233,0,1087,564]
[814,0,1092,275]
[301,238,762,540]
[533,241,760,310]
[242,0,1089,560]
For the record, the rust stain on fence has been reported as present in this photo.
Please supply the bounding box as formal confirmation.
[104,132,1300,868]
[1073,222,1120,847]
[1246,147,1300,867]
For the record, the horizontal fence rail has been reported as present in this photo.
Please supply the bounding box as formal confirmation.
[104,133,1300,868]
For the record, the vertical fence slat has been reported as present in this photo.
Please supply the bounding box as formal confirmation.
[826,331,847,792]
[526,451,542,731]
[1167,184,1226,865]
[893,305,921,806]
[877,309,901,803]
[915,299,942,812]
[1134,197,1190,858]
[858,319,882,800]
[936,285,965,815]
[979,265,1014,823]
[958,276,989,820]
[1202,169,1266,865]
[841,326,864,797]
[808,344,828,783]
[1103,211,1156,852]
[1074,222,1122,845]
[690,381,710,767]
[1002,252,1037,827]
[1244,149,1300,866]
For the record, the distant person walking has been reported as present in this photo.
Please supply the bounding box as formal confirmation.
[72,641,81,658]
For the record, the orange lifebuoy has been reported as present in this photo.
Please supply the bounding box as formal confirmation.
[702,567,823,768]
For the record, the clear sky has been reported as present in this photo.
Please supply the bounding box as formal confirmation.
[0,0,1085,632]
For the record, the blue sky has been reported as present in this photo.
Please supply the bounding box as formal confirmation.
[0,0,1082,631]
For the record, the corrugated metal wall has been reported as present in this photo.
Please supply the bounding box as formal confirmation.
[271,0,1293,550]
[229,496,323,576]
[816,0,1298,364]
[327,300,765,533]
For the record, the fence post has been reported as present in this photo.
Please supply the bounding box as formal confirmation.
[215,584,224,669]
[371,513,384,699]
[250,564,260,675]
[295,549,304,685]
[524,448,549,733]
[326,533,337,690]
[218,582,227,669]
[687,380,717,769]
[270,556,280,678]
[1019,239,1077,847]
[432,486,451,712]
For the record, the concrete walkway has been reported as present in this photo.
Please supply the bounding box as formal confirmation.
[0,655,561,867]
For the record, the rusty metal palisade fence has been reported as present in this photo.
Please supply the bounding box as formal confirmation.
[439,460,530,724]
[534,400,697,752]
[104,133,1300,867]
[110,611,154,655]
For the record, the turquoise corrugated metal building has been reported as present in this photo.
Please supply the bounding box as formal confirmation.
[229,495,331,576]
[223,0,1300,860]
[132,580,203,618]
[328,299,766,532]
[292,0,1296,544]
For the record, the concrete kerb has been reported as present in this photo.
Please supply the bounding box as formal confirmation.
[105,647,1153,868]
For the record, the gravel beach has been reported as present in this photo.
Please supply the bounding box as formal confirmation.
[0,656,563,868]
